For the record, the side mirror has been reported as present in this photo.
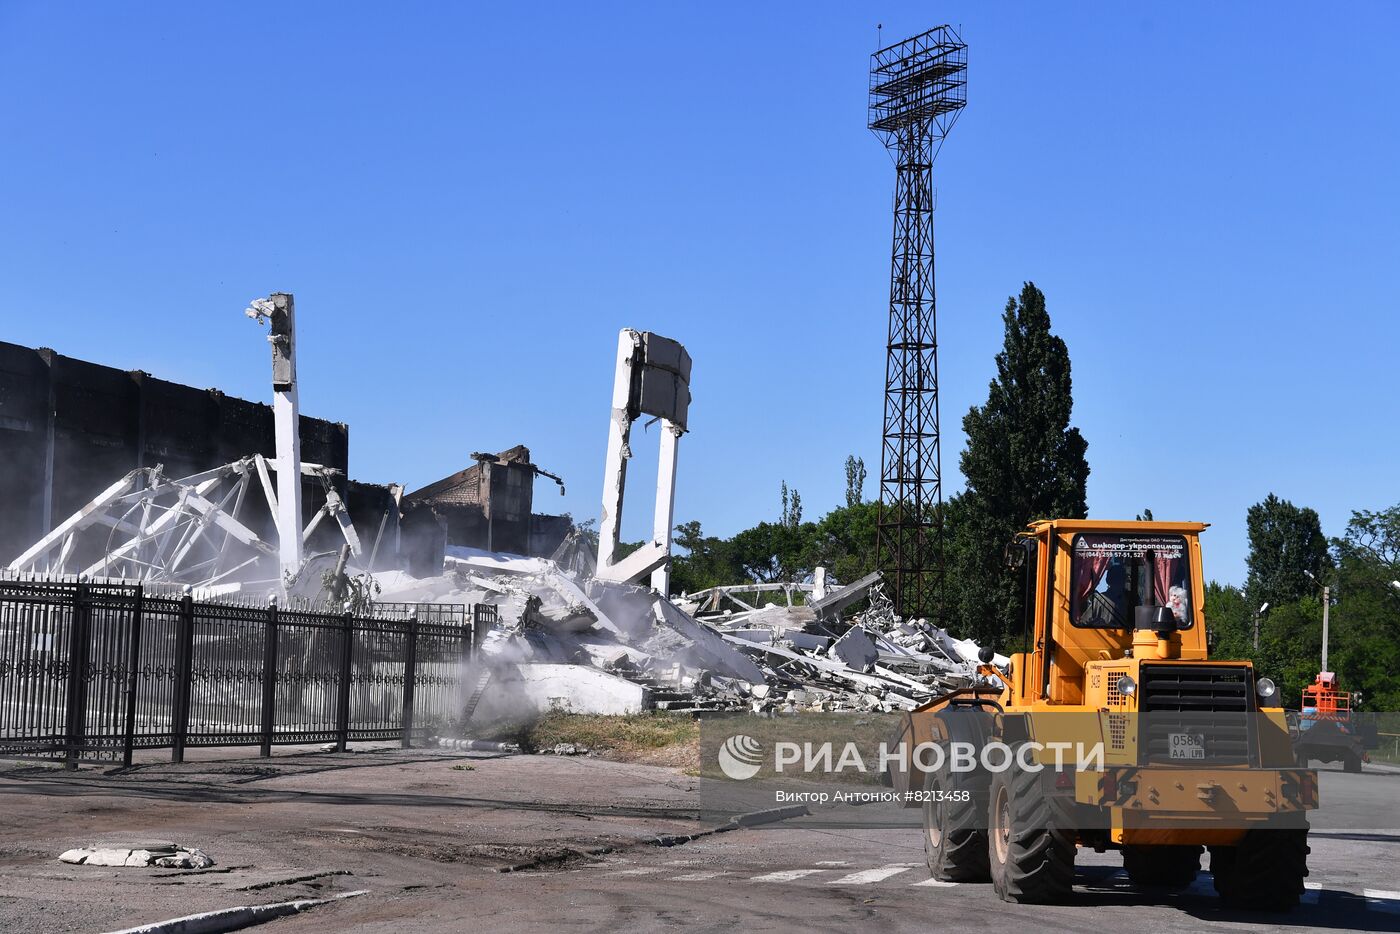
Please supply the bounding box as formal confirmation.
[1003,541,1026,570]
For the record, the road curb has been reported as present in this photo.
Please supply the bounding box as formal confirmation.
[101,889,367,934]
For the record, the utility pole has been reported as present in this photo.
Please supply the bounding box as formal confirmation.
[1321,584,1331,672]
[1304,569,1333,673]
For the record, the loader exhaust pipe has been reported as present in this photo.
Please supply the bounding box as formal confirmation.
[1133,549,1181,659]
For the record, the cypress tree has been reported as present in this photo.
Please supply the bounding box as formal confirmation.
[946,282,1090,646]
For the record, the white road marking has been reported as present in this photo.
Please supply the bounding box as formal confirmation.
[611,867,663,876]
[815,860,850,866]
[827,865,915,885]
[671,871,729,881]
[911,877,959,888]
[749,869,827,883]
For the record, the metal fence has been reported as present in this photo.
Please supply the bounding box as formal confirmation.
[0,577,494,767]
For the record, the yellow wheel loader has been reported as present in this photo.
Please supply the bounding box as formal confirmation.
[888,520,1317,910]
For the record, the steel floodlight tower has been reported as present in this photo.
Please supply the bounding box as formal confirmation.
[868,25,967,620]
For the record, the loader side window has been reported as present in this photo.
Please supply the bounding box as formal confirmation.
[1070,533,1192,629]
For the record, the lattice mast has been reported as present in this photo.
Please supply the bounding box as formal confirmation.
[869,26,967,620]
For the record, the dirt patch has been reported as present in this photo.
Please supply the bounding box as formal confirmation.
[522,712,699,770]
[309,826,618,871]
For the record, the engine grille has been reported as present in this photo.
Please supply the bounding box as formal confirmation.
[1139,664,1255,765]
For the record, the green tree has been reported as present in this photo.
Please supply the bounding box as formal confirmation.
[844,455,867,508]
[1329,505,1400,709]
[669,520,742,596]
[945,282,1090,647]
[1203,581,1252,660]
[780,481,803,528]
[1243,494,1331,609]
[805,500,881,588]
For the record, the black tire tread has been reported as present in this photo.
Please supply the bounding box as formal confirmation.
[990,743,1076,903]
[924,768,990,882]
[923,708,993,883]
[1211,828,1310,912]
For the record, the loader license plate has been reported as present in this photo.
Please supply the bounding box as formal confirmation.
[1169,733,1205,760]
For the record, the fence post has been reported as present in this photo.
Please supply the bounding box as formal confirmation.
[335,610,354,752]
[471,604,490,651]
[259,596,279,757]
[400,610,419,749]
[63,579,91,770]
[121,584,145,768]
[171,588,195,763]
[461,608,476,704]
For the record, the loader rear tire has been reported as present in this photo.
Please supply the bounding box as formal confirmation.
[1210,826,1310,911]
[923,765,990,882]
[1123,845,1201,889]
[987,743,1075,903]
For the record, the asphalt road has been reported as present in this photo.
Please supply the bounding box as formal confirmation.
[1,749,1395,933]
[449,819,1400,934]
[249,760,1400,934]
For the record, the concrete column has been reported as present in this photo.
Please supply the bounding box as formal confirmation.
[649,420,680,594]
[249,292,304,581]
[597,330,637,573]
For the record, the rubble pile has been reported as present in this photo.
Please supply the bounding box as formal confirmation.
[375,543,1001,721]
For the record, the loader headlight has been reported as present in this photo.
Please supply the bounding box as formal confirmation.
[1256,678,1277,699]
[1115,675,1137,698]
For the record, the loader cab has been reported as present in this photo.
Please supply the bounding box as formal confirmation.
[1005,519,1210,707]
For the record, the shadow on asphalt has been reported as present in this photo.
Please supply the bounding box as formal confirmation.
[1075,865,1400,932]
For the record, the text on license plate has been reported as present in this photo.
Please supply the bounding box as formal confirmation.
[1169,732,1205,759]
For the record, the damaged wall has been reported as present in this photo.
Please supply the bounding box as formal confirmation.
[403,445,571,561]
[0,340,356,565]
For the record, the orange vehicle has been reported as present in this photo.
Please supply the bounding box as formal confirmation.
[887,519,1317,910]
[1293,672,1370,772]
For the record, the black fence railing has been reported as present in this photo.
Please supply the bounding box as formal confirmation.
[0,577,494,767]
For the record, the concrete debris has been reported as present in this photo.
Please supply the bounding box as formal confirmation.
[547,743,589,756]
[436,739,522,753]
[59,842,213,869]
[377,546,999,720]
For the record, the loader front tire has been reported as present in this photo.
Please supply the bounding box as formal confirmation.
[1210,826,1310,911]
[987,743,1075,903]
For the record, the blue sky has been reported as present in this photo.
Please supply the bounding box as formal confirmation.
[2,2,1396,587]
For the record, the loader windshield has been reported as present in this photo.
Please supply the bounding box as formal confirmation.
[1070,533,1192,629]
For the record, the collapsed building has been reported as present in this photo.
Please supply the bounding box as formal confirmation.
[2,298,997,723]
[0,322,572,592]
